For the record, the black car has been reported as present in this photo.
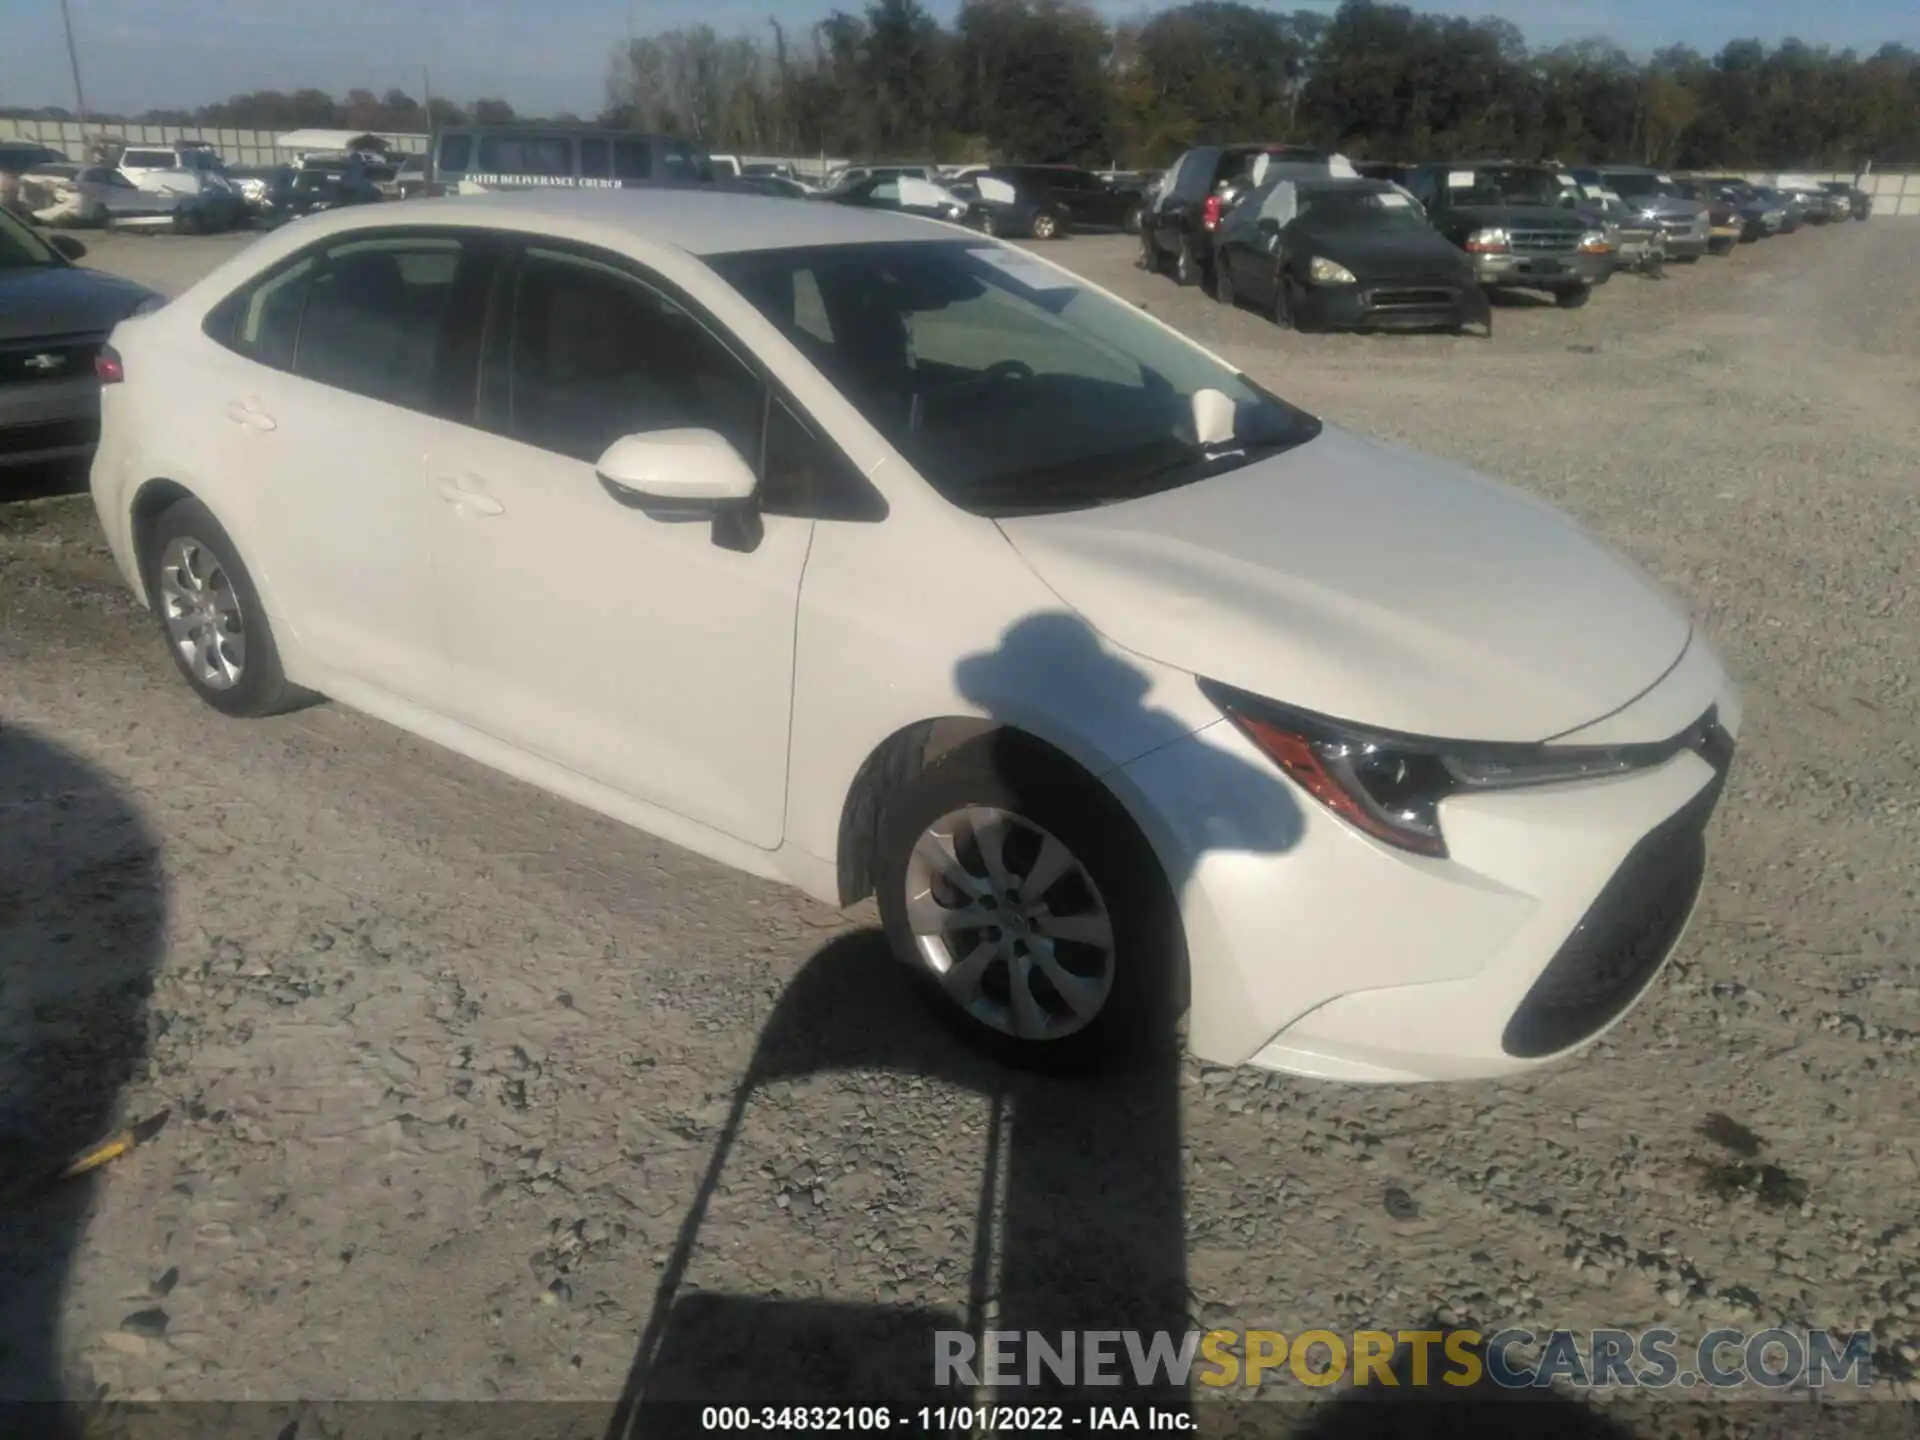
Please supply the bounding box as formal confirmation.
[1406,161,1608,308]
[978,164,1146,234]
[1140,142,1332,288]
[1213,176,1491,334]
[1,208,160,476]
[1821,180,1872,221]
[257,162,385,226]
[0,142,67,177]
[945,175,1069,239]
[825,173,973,227]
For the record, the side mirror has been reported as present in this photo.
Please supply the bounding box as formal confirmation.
[594,427,764,552]
[49,233,88,261]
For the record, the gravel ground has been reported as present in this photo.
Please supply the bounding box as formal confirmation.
[2,220,1918,1432]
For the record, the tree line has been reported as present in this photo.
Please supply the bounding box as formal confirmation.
[8,0,1916,169]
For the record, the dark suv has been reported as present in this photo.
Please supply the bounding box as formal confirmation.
[981,165,1146,235]
[1141,143,1331,288]
[1406,161,1608,308]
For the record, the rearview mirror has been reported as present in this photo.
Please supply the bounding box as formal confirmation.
[595,428,764,552]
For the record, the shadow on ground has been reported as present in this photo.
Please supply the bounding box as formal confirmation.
[0,723,165,1419]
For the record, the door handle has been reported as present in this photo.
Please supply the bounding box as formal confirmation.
[435,475,504,517]
[225,399,277,432]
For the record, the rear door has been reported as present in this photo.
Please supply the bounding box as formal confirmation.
[197,227,495,708]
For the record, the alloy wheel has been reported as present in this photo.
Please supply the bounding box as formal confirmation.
[158,536,247,690]
[903,805,1116,1042]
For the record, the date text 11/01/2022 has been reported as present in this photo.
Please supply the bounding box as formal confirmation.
[700,1406,1191,1431]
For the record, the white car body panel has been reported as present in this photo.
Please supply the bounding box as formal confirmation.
[91,190,1742,1082]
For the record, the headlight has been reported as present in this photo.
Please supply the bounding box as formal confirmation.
[128,294,167,317]
[1307,256,1356,284]
[1464,227,1508,253]
[1200,680,1719,859]
[1577,228,1610,253]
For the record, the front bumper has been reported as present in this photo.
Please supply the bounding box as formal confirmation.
[1472,250,1606,291]
[1660,230,1711,258]
[0,374,101,469]
[1112,636,1741,1082]
[1294,280,1490,333]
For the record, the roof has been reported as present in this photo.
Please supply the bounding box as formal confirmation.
[340,186,970,256]
[276,129,391,152]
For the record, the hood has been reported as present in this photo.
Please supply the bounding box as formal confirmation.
[995,427,1693,743]
[1627,196,1705,219]
[1299,224,1472,281]
[0,263,156,343]
[1448,202,1585,231]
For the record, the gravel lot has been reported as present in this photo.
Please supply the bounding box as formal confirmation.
[3,219,1918,1432]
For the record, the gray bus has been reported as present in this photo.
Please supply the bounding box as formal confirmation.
[429,129,710,193]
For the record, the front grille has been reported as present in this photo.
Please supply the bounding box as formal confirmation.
[1658,215,1702,236]
[1501,714,1735,1059]
[1509,229,1578,254]
[0,417,99,457]
[1367,287,1457,308]
[0,335,102,387]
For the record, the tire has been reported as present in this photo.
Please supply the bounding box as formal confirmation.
[980,209,999,237]
[144,497,308,718]
[1124,204,1143,234]
[172,207,202,236]
[1709,237,1735,257]
[1029,209,1062,241]
[1672,253,1700,264]
[1274,273,1300,330]
[1138,227,1164,274]
[1173,239,1203,288]
[1215,257,1236,307]
[875,735,1182,1073]
[1554,285,1592,310]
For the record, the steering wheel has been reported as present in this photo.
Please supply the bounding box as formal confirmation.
[984,359,1035,382]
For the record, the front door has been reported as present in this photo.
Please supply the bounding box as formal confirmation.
[432,242,812,849]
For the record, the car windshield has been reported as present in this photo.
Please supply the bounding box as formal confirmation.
[1298,187,1429,230]
[0,206,59,269]
[1606,172,1681,200]
[1453,168,1562,206]
[708,240,1319,516]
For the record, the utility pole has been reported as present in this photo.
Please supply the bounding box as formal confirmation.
[59,0,88,123]
[422,65,434,129]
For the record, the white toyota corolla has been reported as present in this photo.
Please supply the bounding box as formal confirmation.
[89,189,1740,1081]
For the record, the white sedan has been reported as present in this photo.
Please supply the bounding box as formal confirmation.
[88,189,1740,1082]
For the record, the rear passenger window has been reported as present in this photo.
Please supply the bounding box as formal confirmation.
[293,238,465,411]
[205,256,314,371]
[611,141,652,180]
[437,134,472,174]
[478,134,573,176]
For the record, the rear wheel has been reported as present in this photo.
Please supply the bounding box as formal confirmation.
[1138,227,1164,273]
[1124,203,1143,234]
[144,498,309,718]
[875,736,1181,1073]
[1029,209,1062,241]
[1173,239,1203,288]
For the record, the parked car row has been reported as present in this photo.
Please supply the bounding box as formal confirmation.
[1137,148,1867,334]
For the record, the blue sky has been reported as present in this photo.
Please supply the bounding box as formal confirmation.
[5,0,1915,120]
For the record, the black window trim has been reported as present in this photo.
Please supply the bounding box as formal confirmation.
[477,235,887,523]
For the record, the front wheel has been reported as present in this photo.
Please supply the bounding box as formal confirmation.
[1555,285,1592,309]
[980,209,999,237]
[875,737,1181,1072]
[145,498,309,718]
[1215,257,1237,307]
[1029,209,1063,241]
[1274,273,1301,330]
[1124,204,1143,234]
